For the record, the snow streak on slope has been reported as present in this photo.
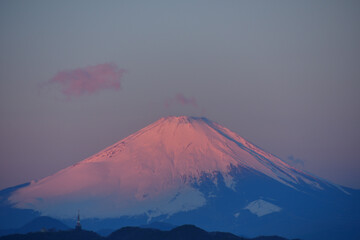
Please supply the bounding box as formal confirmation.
[9,116,323,218]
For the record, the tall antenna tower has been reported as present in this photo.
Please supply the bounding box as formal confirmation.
[75,210,82,231]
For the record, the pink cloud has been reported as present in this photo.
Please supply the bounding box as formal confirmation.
[49,63,126,97]
[165,93,197,108]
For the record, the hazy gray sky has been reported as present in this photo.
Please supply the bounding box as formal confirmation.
[1,0,359,189]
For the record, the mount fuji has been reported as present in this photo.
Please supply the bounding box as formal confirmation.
[1,116,359,239]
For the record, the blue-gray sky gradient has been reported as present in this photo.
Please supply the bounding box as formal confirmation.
[1,0,359,189]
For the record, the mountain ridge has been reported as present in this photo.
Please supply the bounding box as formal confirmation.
[0,224,291,240]
[2,116,359,239]
[8,116,329,218]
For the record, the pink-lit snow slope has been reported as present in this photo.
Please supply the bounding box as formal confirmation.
[9,116,322,218]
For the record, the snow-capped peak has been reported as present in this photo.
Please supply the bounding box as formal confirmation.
[9,116,324,218]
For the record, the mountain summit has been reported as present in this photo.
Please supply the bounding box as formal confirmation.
[4,116,359,239]
[9,116,321,218]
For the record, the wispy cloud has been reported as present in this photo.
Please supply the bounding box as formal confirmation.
[286,155,305,169]
[165,93,198,108]
[175,93,197,107]
[49,63,125,97]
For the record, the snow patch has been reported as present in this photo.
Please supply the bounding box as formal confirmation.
[145,186,206,222]
[334,184,351,195]
[301,176,324,190]
[244,199,281,217]
[223,174,236,191]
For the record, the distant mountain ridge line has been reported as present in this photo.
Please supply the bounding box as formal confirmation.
[0,224,291,240]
